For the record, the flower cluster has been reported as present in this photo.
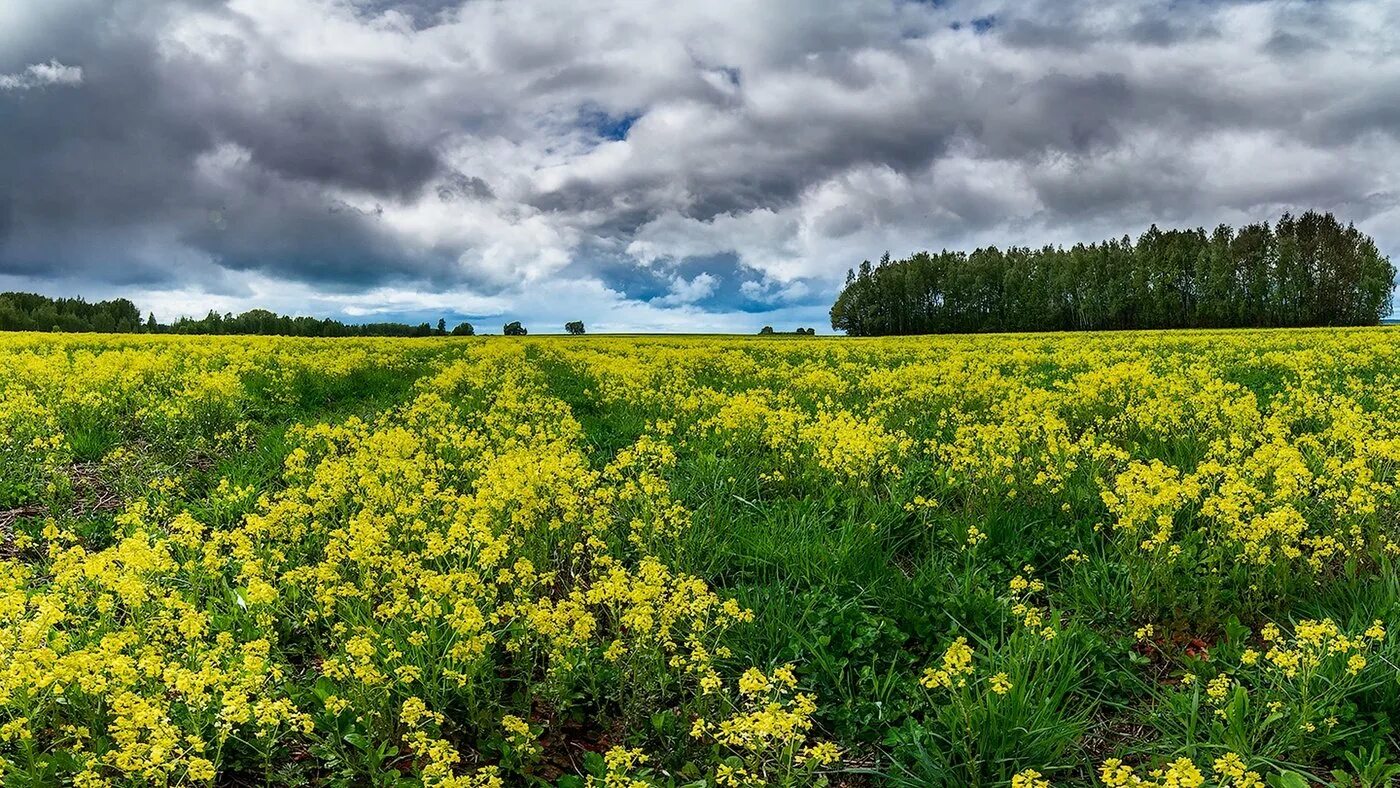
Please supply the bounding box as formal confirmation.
[1100,754,1262,787]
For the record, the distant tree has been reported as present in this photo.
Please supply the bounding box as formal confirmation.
[436,318,447,335]
[565,320,585,335]
[451,322,475,336]
[503,321,527,336]
[759,326,775,334]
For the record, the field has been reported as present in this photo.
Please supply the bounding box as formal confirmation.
[3,330,1400,787]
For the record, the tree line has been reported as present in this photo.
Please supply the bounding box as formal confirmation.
[162,310,475,337]
[0,292,144,333]
[0,294,478,337]
[830,211,1396,335]
[0,293,599,337]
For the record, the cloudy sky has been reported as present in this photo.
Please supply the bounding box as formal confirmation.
[2,0,1398,332]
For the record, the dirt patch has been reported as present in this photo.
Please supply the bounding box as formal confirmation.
[1081,710,1157,763]
[67,462,123,515]
[0,463,124,559]
[0,504,44,558]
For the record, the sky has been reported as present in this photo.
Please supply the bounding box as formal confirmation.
[2,0,1399,333]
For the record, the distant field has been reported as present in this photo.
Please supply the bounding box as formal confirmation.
[3,330,1400,787]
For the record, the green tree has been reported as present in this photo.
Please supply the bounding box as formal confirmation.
[827,211,1393,335]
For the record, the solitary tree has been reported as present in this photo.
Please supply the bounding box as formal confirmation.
[451,322,475,336]
[759,326,775,334]
[565,320,585,335]
[436,318,447,335]
[503,321,527,336]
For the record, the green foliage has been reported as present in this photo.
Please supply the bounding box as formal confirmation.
[165,309,440,337]
[831,211,1396,335]
[0,291,481,337]
[886,626,1098,786]
[1331,744,1400,788]
[0,291,141,333]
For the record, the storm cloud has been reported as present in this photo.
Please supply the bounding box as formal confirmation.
[2,0,1399,331]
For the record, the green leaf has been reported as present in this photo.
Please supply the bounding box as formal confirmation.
[582,750,606,777]
[651,710,676,733]
[1224,616,1250,646]
[1267,770,1310,788]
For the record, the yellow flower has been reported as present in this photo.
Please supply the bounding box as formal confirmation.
[738,667,772,696]
[797,740,842,767]
[501,714,531,739]
[921,637,974,689]
[186,757,216,782]
[1162,757,1205,787]
[603,746,648,773]
[771,664,799,688]
[1205,674,1232,703]
[1213,752,1245,779]
[1099,759,1137,787]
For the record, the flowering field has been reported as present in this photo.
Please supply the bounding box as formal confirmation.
[3,330,1400,787]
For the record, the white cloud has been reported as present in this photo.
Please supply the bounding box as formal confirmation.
[0,59,83,91]
[653,272,718,307]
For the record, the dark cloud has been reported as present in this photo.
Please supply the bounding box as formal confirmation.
[1262,30,1318,57]
[997,19,1095,51]
[1,0,1398,330]
[213,102,443,197]
[348,0,461,29]
[438,173,494,202]
[0,0,449,295]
